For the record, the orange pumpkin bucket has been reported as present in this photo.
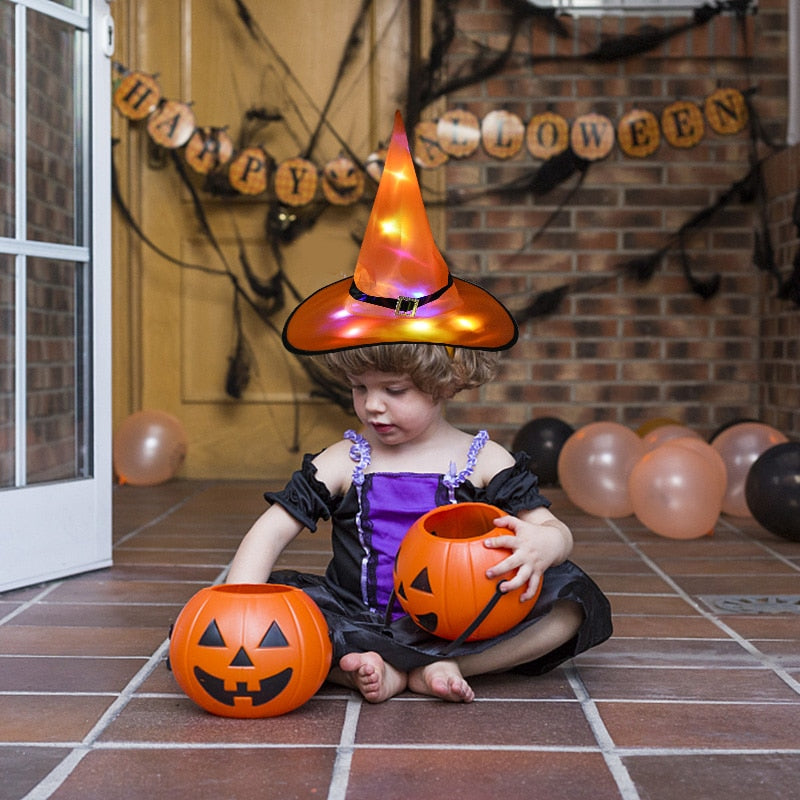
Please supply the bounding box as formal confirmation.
[169,584,332,718]
[393,502,542,642]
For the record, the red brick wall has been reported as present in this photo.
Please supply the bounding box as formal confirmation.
[441,0,796,447]
[760,142,800,436]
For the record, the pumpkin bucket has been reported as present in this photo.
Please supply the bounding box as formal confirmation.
[393,502,542,642]
[169,583,332,718]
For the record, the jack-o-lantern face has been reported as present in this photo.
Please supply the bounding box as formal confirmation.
[322,155,364,206]
[169,584,332,718]
[393,503,542,641]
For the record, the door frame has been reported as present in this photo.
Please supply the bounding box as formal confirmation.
[0,0,113,592]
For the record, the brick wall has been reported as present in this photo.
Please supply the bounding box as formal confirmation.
[760,141,800,436]
[440,0,796,447]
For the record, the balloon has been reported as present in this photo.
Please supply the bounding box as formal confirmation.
[636,417,681,438]
[711,423,788,517]
[669,436,727,500]
[557,422,645,517]
[512,416,575,485]
[629,442,723,539]
[708,417,758,443]
[642,424,702,452]
[113,410,188,486]
[744,442,800,541]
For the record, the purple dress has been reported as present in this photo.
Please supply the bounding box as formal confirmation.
[267,430,612,674]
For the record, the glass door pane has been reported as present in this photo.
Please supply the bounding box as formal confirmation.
[26,10,81,246]
[26,256,90,483]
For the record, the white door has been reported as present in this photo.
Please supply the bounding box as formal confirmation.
[0,0,113,591]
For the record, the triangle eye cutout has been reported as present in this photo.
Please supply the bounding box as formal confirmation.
[258,621,290,648]
[410,567,434,594]
[198,619,226,648]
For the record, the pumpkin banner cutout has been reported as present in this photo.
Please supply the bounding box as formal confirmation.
[169,584,332,718]
[393,502,541,642]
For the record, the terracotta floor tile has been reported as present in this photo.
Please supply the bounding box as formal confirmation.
[610,615,730,638]
[0,625,167,657]
[609,594,700,616]
[50,747,337,800]
[650,557,798,576]
[97,564,222,583]
[0,655,145,693]
[578,665,800,702]
[595,574,677,593]
[675,574,800,595]
[0,747,72,800]
[112,547,234,567]
[45,577,209,605]
[467,668,577,700]
[720,615,800,639]
[355,698,596,747]
[98,696,348,745]
[598,700,800,749]
[624,754,800,800]
[575,637,762,668]
[346,749,622,800]
[9,602,181,630]
[0,695,114,742]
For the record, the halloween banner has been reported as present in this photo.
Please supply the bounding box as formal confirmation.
[113,63,749,208]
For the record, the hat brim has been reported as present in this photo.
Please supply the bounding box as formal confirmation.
[282,276,518,354]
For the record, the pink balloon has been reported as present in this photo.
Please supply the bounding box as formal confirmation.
[669,436,727,500]
[711,423,788,517]
[642,424,702,452]
[113,410,188,486]
[629,442,722,539]
[557,422,645,517]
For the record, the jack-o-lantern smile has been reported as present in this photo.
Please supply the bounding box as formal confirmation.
[191,618,293,707]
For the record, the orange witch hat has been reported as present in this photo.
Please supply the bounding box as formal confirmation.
[282,111,518,354]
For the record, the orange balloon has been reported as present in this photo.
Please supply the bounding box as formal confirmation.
[642,424,702,452]
[711,423,788,517]
[629,442,722,539]
[669,436,727,500]
[635,417,681,438]
[113,410,188,486]
[557,422,645,517]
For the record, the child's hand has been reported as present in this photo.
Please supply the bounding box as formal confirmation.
[482,514,572,601]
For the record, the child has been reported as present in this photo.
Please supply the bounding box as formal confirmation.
[226,112,612,703]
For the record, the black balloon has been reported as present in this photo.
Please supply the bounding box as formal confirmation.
[512,417,575,486]
[744,442,800,542]
[708,417,758,443]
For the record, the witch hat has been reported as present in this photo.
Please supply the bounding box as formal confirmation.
[282,111,518,354]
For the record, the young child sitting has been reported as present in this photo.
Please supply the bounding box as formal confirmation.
[226,112,612,703]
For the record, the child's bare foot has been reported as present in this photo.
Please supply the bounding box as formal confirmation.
[335,652,408,703]
[408,661,475,703]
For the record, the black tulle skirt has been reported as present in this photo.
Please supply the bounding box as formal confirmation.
[270,559,612,674]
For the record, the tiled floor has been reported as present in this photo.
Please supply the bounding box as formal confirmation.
[1,479,799,800]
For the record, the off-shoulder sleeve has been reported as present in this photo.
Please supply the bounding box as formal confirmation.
[465,452,551,515]
[264,453,337,532]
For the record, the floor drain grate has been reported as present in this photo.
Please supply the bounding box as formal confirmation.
[698,595,800,615]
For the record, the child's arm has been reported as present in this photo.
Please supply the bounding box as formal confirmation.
[483,507,573,601]
[226,504,305,584]
[226,440,350,585]
[472,440,574,600]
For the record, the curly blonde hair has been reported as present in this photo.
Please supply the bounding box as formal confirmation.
[317,343,499,402]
